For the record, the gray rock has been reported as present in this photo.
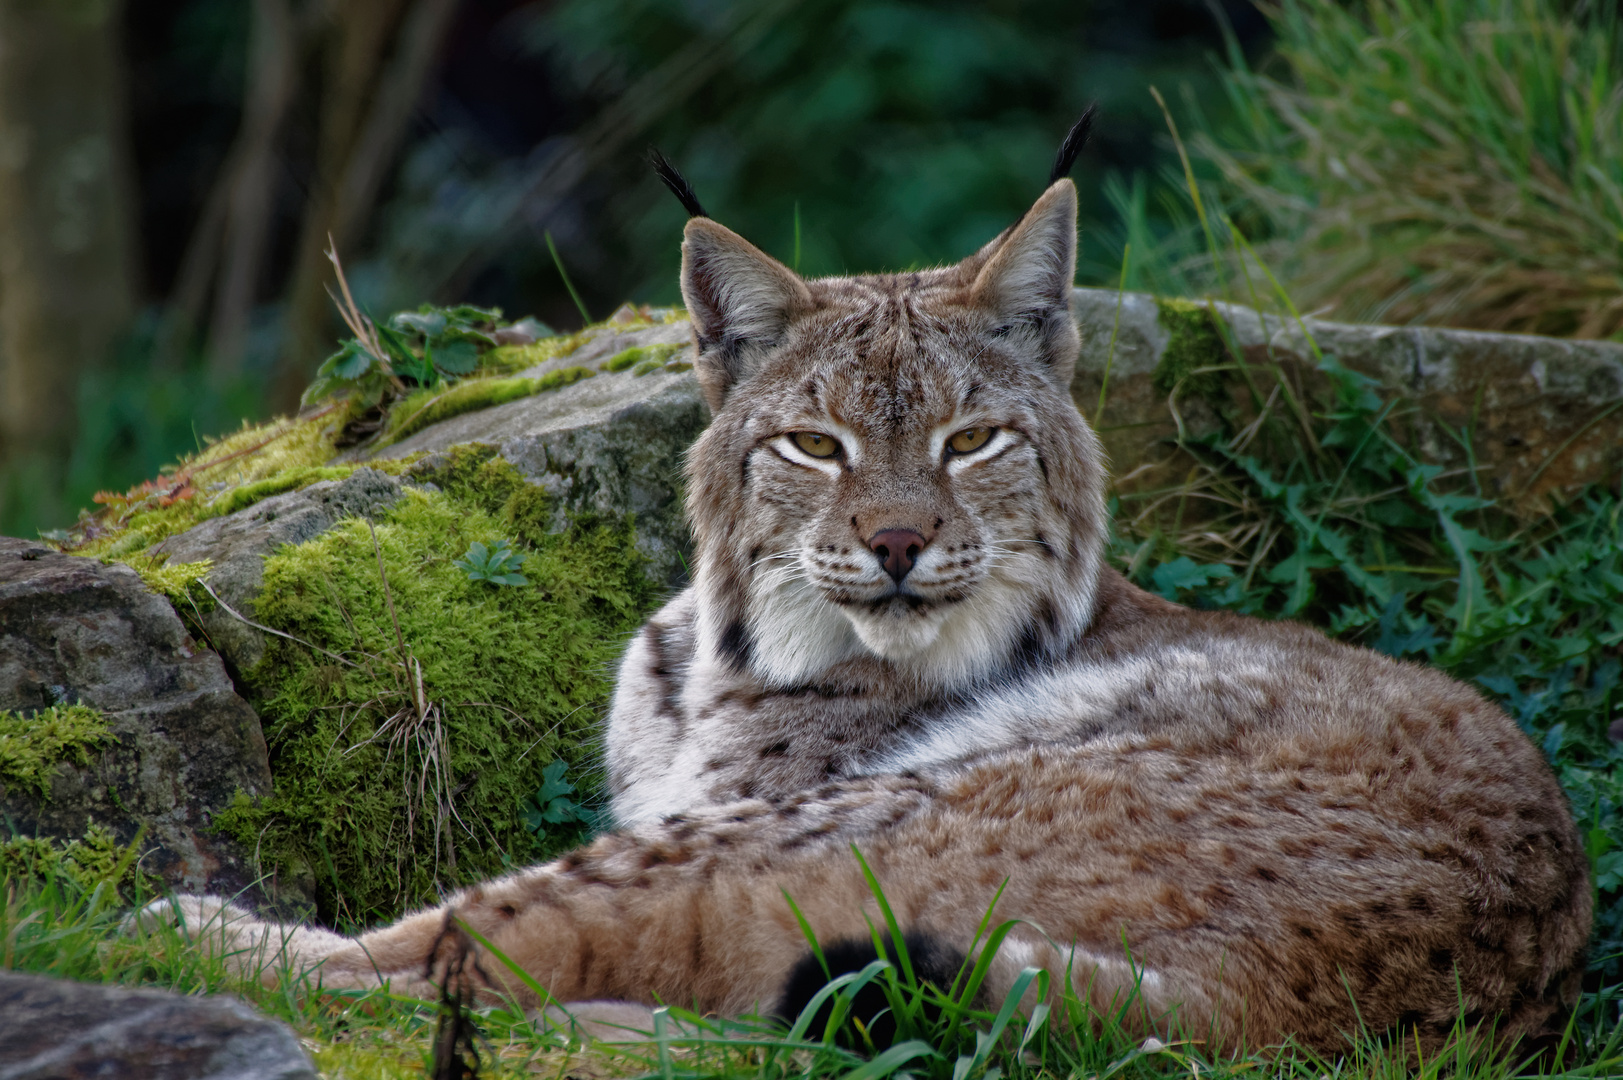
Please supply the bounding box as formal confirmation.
[152,467,403,677]
[372,320,708,587]
[0,970,316,1080]
[0,538,281,904]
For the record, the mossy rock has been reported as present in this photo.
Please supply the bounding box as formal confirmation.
[28,315,702,923]
[369,317,708,589]
[0,538,274,903]
[215,447,656,922]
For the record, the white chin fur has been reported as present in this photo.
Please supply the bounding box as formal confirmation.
[738,549,1096,691]
[846,605,946,660]
[744,572,1043,691]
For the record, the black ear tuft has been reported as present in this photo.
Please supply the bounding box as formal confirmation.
[649,146,709,218]
[1048,103,1098,186]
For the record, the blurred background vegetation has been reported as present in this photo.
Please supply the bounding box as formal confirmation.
[1,0,1619,539]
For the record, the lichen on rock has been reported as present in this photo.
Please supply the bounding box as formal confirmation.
[0,538,273,902]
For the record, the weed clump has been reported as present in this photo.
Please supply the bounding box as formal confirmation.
[216,446,657,926]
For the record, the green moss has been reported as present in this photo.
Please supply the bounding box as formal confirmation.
[602,342,683,373]
[129,557,214,606]
[216,446,658,925]
[481,328,595,373]
[379,368,597,448]
[532,365,594,393]
[0,704,113,797]
[79,458,419,570]
[0,823,151,898]
[78,464,361,562]
[1153,297,1230,404]
[207,465,358,518]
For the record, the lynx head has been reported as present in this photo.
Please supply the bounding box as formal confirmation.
[680,180,1107,691]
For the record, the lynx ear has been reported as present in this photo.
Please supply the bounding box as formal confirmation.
[968,180,1079,381]
[681,219,814,411]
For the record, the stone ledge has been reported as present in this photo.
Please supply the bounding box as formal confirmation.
[1068,288,1623,506]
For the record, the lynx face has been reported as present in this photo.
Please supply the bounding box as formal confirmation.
[680,183,1108,689]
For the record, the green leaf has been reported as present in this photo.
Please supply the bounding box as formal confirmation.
[431,339,480,376]
[541,795,583,823]
[1150,556,1232,598]
[841,1040,938,1080]
[323,339,374,380]
[536,759,574,804]
[390,310,446,338]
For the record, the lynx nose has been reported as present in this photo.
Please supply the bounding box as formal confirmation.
[867,529,926,583]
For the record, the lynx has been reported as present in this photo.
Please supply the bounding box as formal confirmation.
[141,158,1590,1057]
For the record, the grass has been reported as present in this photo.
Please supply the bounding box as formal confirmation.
[1191,0,1623,338]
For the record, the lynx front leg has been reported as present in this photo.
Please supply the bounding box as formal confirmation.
[136,783,959,1016]
[351,832,889,1014]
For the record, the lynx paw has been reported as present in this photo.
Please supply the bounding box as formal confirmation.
[537,1001,697,1043]
[125,895,255,939]
[124,895,340,986]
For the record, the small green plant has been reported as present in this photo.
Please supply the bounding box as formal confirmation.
[519,760,596,836]
[453,539,529,586]
[303,303,537,408]
[302,247,552,409]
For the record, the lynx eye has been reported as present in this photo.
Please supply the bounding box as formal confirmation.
[791,432,840,458]
[947,426,994,454]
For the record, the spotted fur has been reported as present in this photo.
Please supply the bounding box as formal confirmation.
[138,181,1590,1056]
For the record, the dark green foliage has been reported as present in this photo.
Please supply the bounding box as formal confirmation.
[365,0,1257,319]
[216,446,657,926]
[519,759,597,836]
[303,304,549,408]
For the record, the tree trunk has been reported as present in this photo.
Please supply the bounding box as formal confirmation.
[275,0,457,412]
[0,0,137,526]
[204,0,301,379]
